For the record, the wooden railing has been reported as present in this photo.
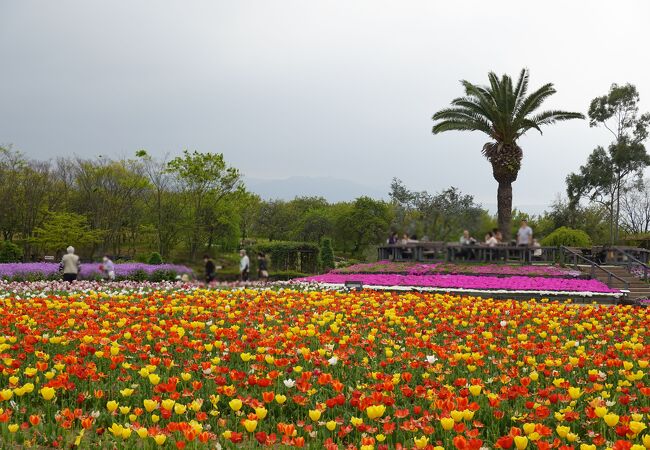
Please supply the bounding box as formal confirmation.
[611,247,650,281]
[377,243,562,264]
[560,246,629,290]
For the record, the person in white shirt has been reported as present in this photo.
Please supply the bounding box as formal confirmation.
[60,246,81,282]
[517,220,533,245]
[239,249,250,281]
[517,220,534,262]
[485,232,498,247]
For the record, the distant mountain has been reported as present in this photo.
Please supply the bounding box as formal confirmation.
[245,176,388,202]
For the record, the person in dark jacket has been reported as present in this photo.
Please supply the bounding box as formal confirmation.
[203,255,216,284]
[257,252,269,281]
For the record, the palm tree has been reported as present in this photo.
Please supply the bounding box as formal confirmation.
[432,68,584,241]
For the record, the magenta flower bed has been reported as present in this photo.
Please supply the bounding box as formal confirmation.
[297,273,618,293]
[334,261,582,277]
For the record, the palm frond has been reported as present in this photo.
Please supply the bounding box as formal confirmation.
[431,68,583,143]
[432,120,491,135]
[513,83,556,124]
[530,110,586,126]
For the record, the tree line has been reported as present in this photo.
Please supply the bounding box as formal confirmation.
[3,143,650,265]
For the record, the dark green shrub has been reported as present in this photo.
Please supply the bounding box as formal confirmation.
[254,241,319,274]
[320,238,335,272]
[541,227,591,247]
[129,269,149,281]
[0,241,22,263]
[149,269,179,282]
[134,253,149,263]
[147,252,163,265]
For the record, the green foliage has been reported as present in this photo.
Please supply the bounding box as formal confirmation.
[319,238,335,272]
[0,241,22,262]
[541,227,592,247]
[334,197,393,257]
[30,212,105,254]
[166,150,244,260]
[147,252,163,265]
[390,179,485,241]
[254,241,320,274]
[568,83,650,244]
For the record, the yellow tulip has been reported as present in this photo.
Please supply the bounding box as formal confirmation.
[40,386,56,401]
[566,433,578,443]
[366,404,386,420]
[567,387,582,400]
[148,373,160,385]
[174,403,187,415]
[153,434,166,445]
[243,419,257,432]
[8,424,19,433]
[108,423,124,436]
[376,434,386,442]
[326,420,337,431]
[255,406,268,420]
[1,389,13,401]
[161,399,175,411]
[240,352,252,362]
[106,400,119,413]
[594,406,607,418]
[119,406,131,415]
[143,399,158,412]
[351,416,363,427]
[469,385,482,396]
[580,444,596,450]
[120,388,134,397]
[415,436,429,449]
[636,434,650,449]
[463,409,475,421]
[604,413,619,427]
[514,436,528,450]
[451,410,464,422]
[151,414,160,423]
[629,421,647,435]
[275,394,286,405]
[121,427,132,439]
[523,423,536,435]
[556,426,569,438]
[440,417,455,431]
[309,409,322,421]
[229,398,243,411]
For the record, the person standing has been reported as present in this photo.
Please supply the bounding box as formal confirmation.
[60,246,81,282]
[257,252,269,281]
[239,249,250,282]
[203,254,217,284]
[517,220,533,262]
[101,255,115,281]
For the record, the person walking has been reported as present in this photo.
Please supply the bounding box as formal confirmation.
[517,220,533,262]
[239,249,250,282]
[101,255,115,281]
[60,246,81,282]
[203,254,217,284]
[257,252,269,282]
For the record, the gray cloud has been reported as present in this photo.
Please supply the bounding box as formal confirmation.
[1,0,649,211]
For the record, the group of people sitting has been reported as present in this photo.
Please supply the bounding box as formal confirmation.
[387,220,541,261]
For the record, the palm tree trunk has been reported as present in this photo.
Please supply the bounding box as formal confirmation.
[497,181,513,242]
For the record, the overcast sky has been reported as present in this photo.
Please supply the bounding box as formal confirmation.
[1,1,649,211]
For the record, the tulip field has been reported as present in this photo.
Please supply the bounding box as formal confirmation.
[0,283,648,449]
